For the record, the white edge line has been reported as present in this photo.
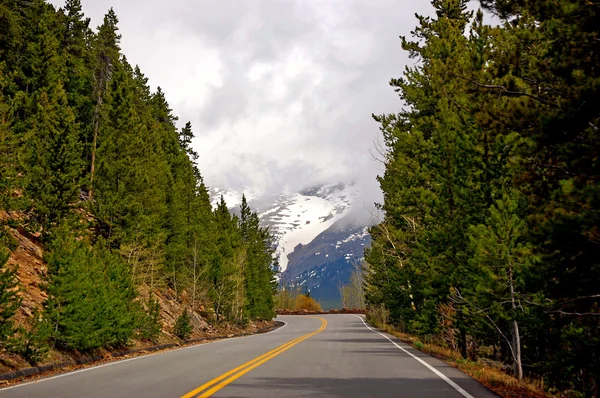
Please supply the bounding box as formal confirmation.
[0,320,287,392]
[353,315,474,398]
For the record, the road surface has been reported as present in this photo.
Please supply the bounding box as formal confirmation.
[0,315,497,397]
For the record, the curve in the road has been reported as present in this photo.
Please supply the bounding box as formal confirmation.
[182,317,327,398]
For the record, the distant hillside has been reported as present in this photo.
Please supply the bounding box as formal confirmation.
[210,183,372,308]
[281,219,370,309]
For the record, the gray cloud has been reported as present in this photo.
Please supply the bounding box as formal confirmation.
[49,0,490,219]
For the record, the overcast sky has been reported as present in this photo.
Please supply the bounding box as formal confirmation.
[48,0,460,205]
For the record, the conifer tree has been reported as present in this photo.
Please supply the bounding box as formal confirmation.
[137,294,162,342]
[0,65,16,209]
[0,0,278,364]
[368,0,599,392]
[173,309,192,340]
[0,249,20,347]
[467,192,535,380]
[44,231,137,350]
[210,196,240,321]
[368,0,483,348]
[238,195,276,320]
[58,0,94,157]
[89,8,121,199]
[23,81,84,230]
[93,60,161,245]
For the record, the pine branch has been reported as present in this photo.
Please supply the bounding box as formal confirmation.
[550,310,600,317]
[557,294,600,304]
[453,74,560,108]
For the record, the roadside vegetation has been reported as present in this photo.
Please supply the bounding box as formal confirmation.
[368,313,551,398]
[365,0,599,397]
[275,287,322,312]
[0,0,276,370]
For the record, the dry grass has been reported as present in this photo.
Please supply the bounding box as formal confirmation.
[375,323,553,398]
[455,360,548,398]
[294,294,322,312]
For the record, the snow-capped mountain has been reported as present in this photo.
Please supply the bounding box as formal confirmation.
[209,182,372,308]
[281,219,371,309]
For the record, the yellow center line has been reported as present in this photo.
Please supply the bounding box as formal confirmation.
[181,317,327,398]
[180,329,312,398]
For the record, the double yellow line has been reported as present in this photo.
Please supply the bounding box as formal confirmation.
[181,317,327,398]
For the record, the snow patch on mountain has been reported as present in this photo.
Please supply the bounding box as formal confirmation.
[210,187,258,209]
[259,183,358,272]
[208,182,359,273]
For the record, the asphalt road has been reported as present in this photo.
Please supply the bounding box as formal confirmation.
[0,315,497,397]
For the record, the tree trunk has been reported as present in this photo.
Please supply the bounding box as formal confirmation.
[192,259,196,311]
[407,279,416,310]
[89,56,111,201]
[89,95,101,200]
[457,305,468,359]
[509,265,523,380]
[512,319,523,380]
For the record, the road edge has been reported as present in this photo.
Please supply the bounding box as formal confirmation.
[0,320,285,385]
[354,315,502,398]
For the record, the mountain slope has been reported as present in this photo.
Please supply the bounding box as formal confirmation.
[210,182,371,308]
[281,219,370,309]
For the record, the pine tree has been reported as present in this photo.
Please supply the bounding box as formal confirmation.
[58,0,94,162]
[368,0,599,392]
[44,231,137,350]
[173,309,192,340]
[210,196,240,321]
[467,191,535,380]
[89,8,121,200]
[93,60,166,248]
[239,195,276,320]
[0,249,20,347]
[23,81,84,230]
[367,0,484,346]
[137,294,162,342]
[0,0,281,367]
[473,1,600,391]
[0,64,16,209]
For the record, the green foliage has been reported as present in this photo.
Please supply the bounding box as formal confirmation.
[0,0,278,361]
[0,249,20,346]
[10,312,51,365]
[367,0,600,393]
[44,230,137,351]
[137,295,162,342]
[239,195,277,321]
[173,309,192,340]
[23,82,84,229]
[0,227,19,252]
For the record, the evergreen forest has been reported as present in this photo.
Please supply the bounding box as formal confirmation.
[1,0,599,396]
[0,0,276,359]
[365,0,599,395]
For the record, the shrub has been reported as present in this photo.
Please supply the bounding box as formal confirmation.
[137,295,162,342]
[10,312,50,365]
[174,309,192,340]
[295,294,322,312]
[0,228,19,252]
